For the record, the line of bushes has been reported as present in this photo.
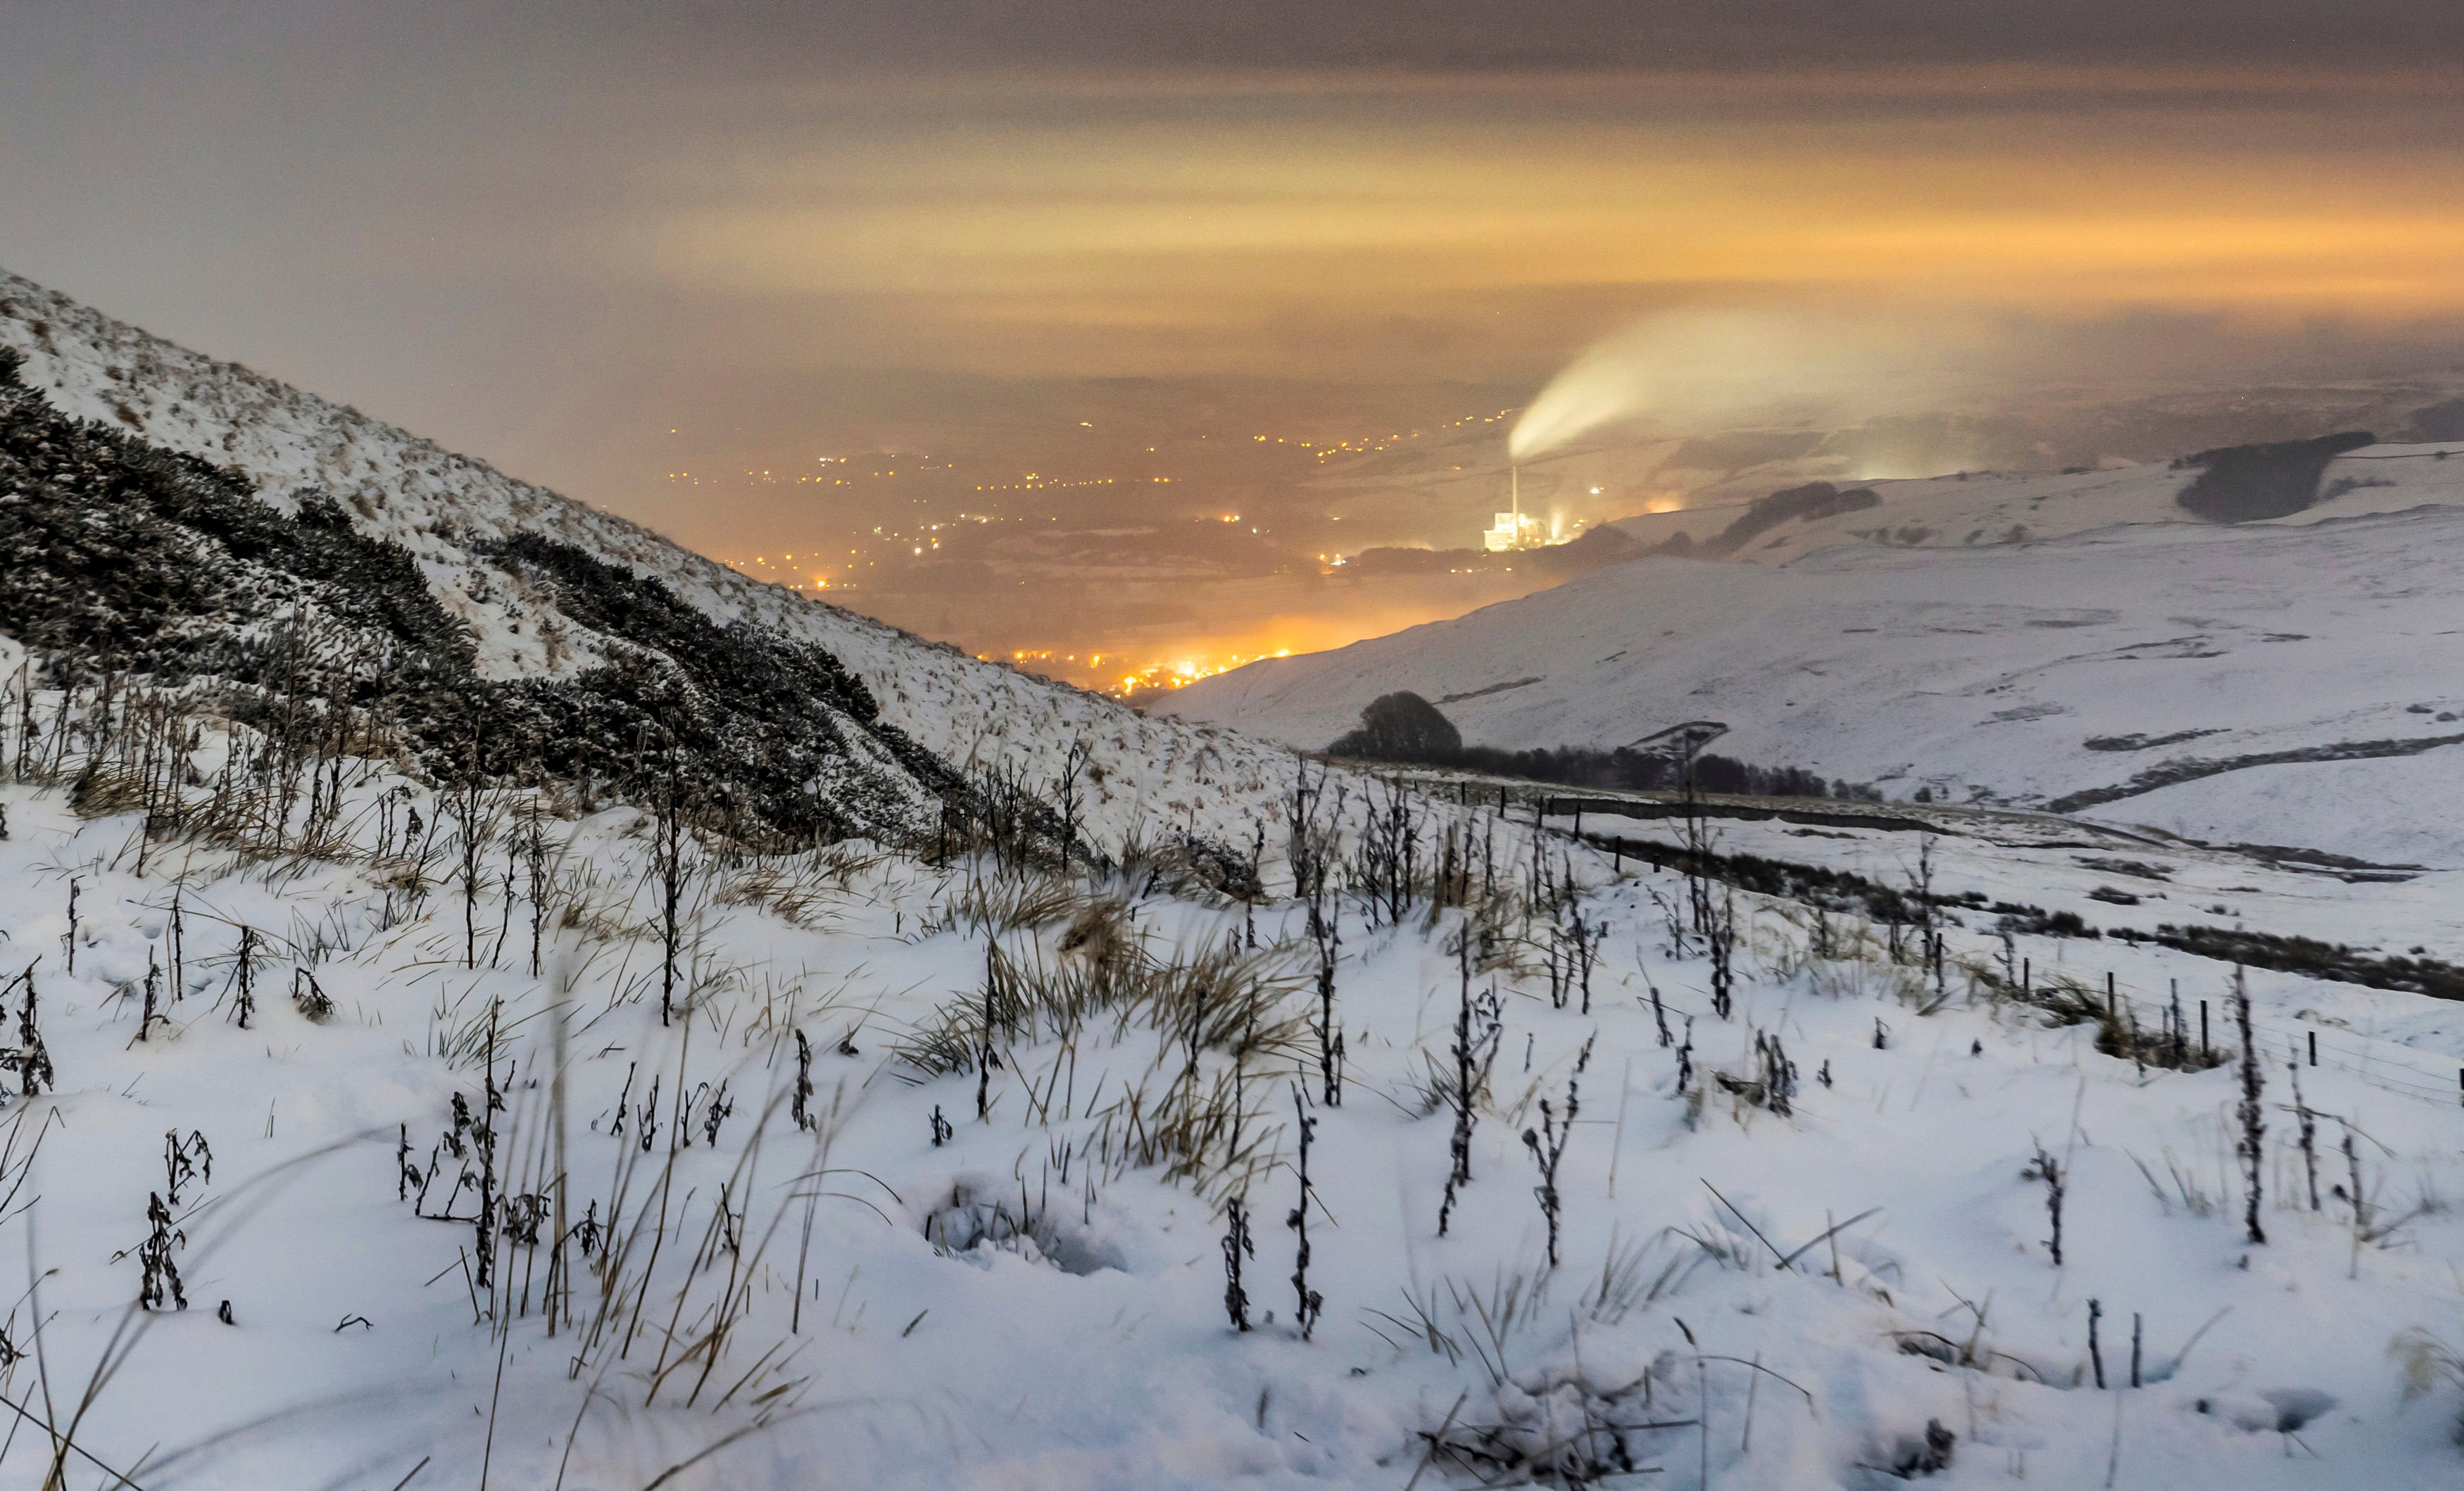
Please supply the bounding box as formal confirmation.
[1326,691,1875,801]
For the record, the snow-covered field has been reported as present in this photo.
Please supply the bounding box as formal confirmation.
[6,717,2464,1488]
[1163,454,2464,867]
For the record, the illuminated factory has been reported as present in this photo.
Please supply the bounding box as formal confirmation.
[1483,465,1548,551]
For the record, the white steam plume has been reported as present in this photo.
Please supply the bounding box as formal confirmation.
[1509,308,1995,463]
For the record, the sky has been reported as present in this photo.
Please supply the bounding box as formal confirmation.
[7,1,2464,681]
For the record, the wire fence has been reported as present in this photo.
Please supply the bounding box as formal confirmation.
[2083,975,2460,1109]
[1536,819,2464,1113]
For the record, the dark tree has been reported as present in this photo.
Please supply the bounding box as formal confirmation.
[1326,693,1461,761]
[2175,431,2375,523]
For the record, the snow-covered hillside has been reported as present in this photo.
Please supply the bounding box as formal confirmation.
[0,270,1297,847]
[1164,452,2464,865]
[8,267,2464,1490]
[8,693,2464,1487]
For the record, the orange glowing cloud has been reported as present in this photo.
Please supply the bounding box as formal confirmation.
[627,65,2464,380]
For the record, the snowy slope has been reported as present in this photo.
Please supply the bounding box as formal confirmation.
[8,727,2464,1487]
[0,269,1300,846]
[1164,459,2464,864]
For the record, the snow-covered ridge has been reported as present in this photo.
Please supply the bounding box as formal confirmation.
[1167,456,2464,864]
[0,269,1299,843]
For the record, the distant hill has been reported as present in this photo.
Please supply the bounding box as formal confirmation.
[1167,439,2464,864]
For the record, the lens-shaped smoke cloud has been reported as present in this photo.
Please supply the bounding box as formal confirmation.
[1505,303,2464,464]
[1509,308,1994,462]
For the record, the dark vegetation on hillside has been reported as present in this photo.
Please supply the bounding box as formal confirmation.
[1326,692,1878,800]
[1640,480,1882,560]
[1701,480,1881,556]
[464,534,975,838]
[1601,833,2087,937]
[2402,397,2464,443]
[1596,830,2464,1000]
[0,347,972,843]
[2111,924,2464,1002]
[2173,431,2376,522]
[2048,728,2464,814]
